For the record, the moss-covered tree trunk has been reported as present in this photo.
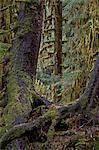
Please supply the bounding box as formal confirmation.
[0,1,45,149]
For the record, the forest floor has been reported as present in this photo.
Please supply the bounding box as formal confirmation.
[31,125,99,150]
[27,110,99,150]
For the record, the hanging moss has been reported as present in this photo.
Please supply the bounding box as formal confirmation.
[37,0,99,104]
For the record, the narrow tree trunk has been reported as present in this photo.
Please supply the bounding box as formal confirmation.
[54,0,62,75]
[53,0,62,102]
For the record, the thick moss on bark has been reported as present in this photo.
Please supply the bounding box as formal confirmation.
[0,1,44,149]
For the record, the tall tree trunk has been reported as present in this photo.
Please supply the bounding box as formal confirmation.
[0,1,44,149]
[53,0,62,102]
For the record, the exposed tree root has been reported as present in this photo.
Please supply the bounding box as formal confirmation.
[1,88,99,149]
[0,115,51,149]
[0,72,99,149]
[0,99,81,149]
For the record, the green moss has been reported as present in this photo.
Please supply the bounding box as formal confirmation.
[4,101,31,126]
[47,126,55,138]
[3,70,32,129]
[7,72,19,103]
[16,13,33,39]
[2,65,37,127]
[0,127,6,138]
[79,96,88,109]
[0,42,11,63]
[43,107,60,139]
[44,107,60,120]
[93,138,99,150]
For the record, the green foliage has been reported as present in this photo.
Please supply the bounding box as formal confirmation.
[0,42,11,51]
[0,30,10,35]
[37,0,99,103]
[93,138,99,150]
[0,42,11,63]
[75,136,99,150]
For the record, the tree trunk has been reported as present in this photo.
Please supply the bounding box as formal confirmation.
[53,0,62,102]
[0,1,45,149]
[53,0,62,75]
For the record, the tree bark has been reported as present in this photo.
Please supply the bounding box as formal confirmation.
[0,1,45,149]
[53,0,62,75]
[53,0,62,102]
